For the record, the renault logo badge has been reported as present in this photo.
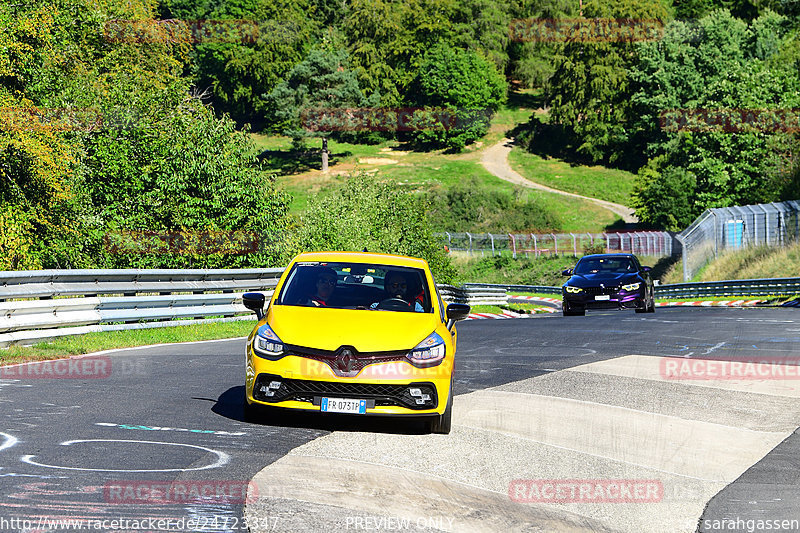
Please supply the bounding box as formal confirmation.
[336,348,354,373]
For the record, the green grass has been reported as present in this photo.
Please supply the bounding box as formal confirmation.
[470,303,553,314]
[0,319,257,366]
[257,87,630,232]
[507,148,637,207]
[661,242,800,284]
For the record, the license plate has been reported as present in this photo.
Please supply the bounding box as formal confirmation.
[320,397,367,414]
[595,294,611,301]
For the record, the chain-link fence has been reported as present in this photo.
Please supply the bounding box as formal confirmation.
[437,231,673,258]
[676,200,800,281]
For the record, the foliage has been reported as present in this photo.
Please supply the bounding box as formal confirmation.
[288,173,456,283]
[629,10,800,227]
[264,47,379,143]
[408,43,507,150]
[426,179,560,232]
[545,0,671,166]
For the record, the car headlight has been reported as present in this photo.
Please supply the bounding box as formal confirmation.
[565,286,583,293]
[253,324,285,359]
[407,332,446,367]
[622,282,641,291]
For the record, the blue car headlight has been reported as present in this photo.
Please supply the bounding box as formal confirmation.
[407,332,446,367]
[622,282,641,291]
[565,286,583,293]
[253,324,285,359]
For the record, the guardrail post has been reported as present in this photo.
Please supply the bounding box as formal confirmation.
[570,233,577,256]
[586,233,593,247]
[509,233,516,259]
[445,232,451,251]
[489,233,495,256]
[551,233,558,255]
[531,233,538,256]
[603,233,609,252]
[466,232,473,256]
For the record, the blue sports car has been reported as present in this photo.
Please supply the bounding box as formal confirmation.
[561,253,655,316]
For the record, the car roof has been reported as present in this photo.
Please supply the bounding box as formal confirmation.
[291,251,429,269]
[580,253,636,259]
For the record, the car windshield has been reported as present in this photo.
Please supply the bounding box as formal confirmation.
[574,257,635,274]
[275,261,432,313]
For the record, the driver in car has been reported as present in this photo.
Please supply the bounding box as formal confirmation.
[371,271,424,312]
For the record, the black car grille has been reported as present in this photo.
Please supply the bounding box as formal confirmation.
[253,374,438,410]
[285,344,410,377]
[582,286,619,296]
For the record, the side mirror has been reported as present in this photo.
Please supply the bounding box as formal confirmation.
[242,292,265,320]
[562,268,573,276]
[446,303,471,329]
[641,266,652,273]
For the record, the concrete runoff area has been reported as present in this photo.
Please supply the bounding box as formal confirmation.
[246,354,800,532]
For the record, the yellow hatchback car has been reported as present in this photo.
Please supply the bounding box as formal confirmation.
[241,251,470,434]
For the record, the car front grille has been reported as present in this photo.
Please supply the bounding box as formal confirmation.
[253,374,438,410]
[285,344,410,377]
[583,286,618,296]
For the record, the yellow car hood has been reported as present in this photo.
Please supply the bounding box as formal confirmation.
[266,305,439,352]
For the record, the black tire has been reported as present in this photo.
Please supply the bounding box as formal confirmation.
[429,389,452,435]
[635,306,647,313]
[647,295,656,313]
[562,300,585,316]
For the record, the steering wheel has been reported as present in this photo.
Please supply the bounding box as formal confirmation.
[376,298,412,311]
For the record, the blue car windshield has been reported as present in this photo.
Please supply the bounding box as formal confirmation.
[574,258,634,274]
[276,261,432,313]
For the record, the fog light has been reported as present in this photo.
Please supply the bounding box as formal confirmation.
[409,388,422,397]
[269,381,282,389]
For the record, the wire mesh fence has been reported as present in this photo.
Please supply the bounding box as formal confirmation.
[676,200,800,282]
[437,231,674,258]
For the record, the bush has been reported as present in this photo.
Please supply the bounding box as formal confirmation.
[287,173,456,283]
[408,43,507,151]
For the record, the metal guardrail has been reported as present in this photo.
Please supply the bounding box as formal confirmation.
[0,269,284,347]
[438,285,508,305]
[654,278,800,299]
[468,278,800,300]
[0,270,509,347]
[464,283,562,295]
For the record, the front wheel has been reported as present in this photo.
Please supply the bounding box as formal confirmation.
[562,300,585,316]
[429,390,452,434]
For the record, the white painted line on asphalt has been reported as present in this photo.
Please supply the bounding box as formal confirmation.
[22,439,230,472]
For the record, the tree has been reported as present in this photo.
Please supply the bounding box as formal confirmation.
[288,173,456,283]
[629,10,800,226]
[546,0,671,166]
[264,48,378,170]
[408,43,507,150]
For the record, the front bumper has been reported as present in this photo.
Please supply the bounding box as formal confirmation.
[246,352,452,416]
[563,289,646,310]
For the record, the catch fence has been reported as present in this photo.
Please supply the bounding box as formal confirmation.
[438,231,673,258]
[676,201,800,281]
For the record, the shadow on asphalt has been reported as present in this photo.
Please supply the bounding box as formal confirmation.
[213,386,432,435]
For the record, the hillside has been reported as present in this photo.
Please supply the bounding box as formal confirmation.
[662,243,800,284]
[253,93,636,234]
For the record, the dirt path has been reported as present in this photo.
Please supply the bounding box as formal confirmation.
[480,138,638,223]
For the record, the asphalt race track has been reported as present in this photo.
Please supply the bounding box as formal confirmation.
[1,307,799,532]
